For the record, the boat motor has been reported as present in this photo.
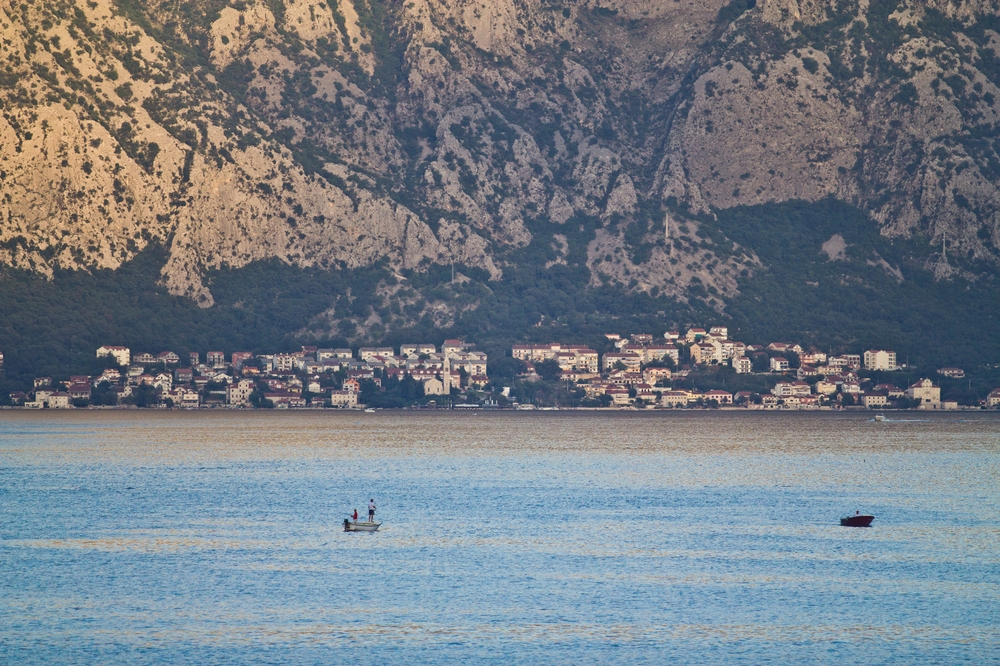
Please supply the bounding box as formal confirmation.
[343,518,350,531]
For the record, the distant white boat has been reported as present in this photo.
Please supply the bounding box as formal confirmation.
[874,414,887,422]
[343,520,381,532]
[364,408,376,413]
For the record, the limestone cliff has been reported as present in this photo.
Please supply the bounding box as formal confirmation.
[2,0,1000,313]
[656,0,1000,272]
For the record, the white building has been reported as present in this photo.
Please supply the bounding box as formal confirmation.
[97,346,131,367]
[773,381,811,397]
[48,392,71,409]
[864,349,897,371]
[400,344,438,357]
[987,389,1000,408]
[273,354,297,372]
[685,328,707,343]
[447,350,489,376]
[732,356,753,374]
[906,379,941,408]
[359,347,394,362]
[815,380,838,395]
[227,379,257,406]
[862,392,888,408]
[329,390,359,408]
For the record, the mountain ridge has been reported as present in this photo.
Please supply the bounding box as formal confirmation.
[2,0,1000,366]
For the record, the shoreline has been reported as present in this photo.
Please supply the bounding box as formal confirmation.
[0,405,990,413]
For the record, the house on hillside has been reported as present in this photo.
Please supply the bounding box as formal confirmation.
[602,352,642,372]
[691,342,718,365]
[232,352,253,368]
[606,387,631,406]
[97,346,131,366]
[937,367,965,379]
[841,381,861,396]
[814,380,837,395]
[769,357,789,373]
[800,351,827,366]
[773,381,811,397]
[875,383,905,399]
[401,344,437,357]
[634,383,655,398]
[643,367,672,385]
[864,349,897,371]
[685,328,707,343]
[157,351,180,365]
[732,356,753,374]
[359,347,394,362]
[227,379,256,406]
[67,384,92,401]
[987,389,1000,408]
[442,339,470,356]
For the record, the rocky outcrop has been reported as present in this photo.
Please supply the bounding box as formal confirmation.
[3,0,1000,313]
[656,0,1000,266]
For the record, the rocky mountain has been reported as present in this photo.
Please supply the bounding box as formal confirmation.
[2,0,1000,333]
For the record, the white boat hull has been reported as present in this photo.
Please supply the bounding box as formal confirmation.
[344,521,381,532]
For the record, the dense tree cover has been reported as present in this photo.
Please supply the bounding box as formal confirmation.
[358,375,426,409]
[706,198,1000,372]
[0,245,381,392]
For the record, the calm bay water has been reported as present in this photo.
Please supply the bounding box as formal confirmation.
[1,410,998,664]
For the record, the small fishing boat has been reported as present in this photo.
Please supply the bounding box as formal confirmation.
[874,414,887,422]
[840,513,875,527]
[343,519,381,532]
[364,408,376,413]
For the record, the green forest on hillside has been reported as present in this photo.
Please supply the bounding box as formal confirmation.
[2,200,1000,397]
[703,198,1000,370]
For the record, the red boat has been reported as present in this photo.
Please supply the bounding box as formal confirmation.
[841,513,875,527]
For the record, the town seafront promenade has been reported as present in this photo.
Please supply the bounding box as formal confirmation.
[5,326,999,411]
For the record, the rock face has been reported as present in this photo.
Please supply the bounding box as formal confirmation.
[2,0,1000,308]
[656,0,1000,266]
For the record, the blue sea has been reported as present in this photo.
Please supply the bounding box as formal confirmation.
[1,410,998,664]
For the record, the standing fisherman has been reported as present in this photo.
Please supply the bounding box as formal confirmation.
[368,498,376,523]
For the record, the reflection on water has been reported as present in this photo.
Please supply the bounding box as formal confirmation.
[1,411,998,664]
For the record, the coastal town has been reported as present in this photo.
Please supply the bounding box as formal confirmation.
[3,326,999,411]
